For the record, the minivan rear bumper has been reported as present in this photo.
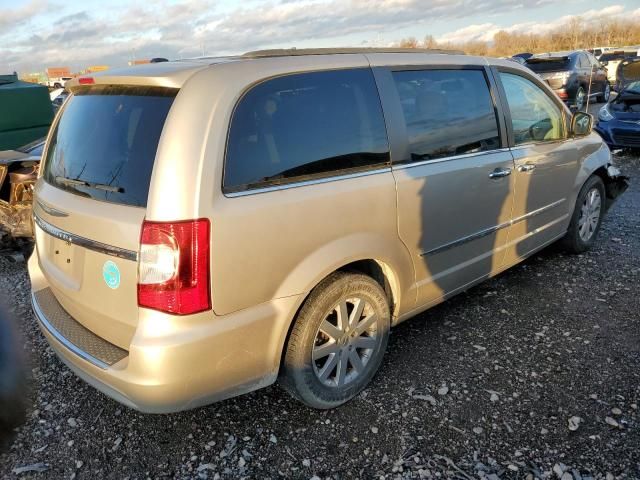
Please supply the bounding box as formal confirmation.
[29,254,301,413]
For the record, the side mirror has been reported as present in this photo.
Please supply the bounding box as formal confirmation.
[571,111,593,136]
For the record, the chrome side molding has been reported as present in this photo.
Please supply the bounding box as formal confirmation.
[421,198,566,257]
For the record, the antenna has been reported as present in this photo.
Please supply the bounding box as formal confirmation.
[585,33,599,113]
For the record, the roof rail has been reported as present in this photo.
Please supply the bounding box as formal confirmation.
[242,47,465,58]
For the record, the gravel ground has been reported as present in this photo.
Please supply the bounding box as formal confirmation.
[0,146,638,479]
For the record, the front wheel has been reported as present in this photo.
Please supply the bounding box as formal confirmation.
[280,272,390,409]
[562,175,606,253]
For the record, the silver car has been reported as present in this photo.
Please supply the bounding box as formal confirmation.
[29,48,628,412]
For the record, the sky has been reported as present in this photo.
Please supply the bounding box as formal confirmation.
[1,0,639,74]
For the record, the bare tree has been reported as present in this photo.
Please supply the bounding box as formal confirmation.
[395,16,640,56]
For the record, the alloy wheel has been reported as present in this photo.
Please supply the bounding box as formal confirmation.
[312,297,379,388]
[578,188,601,242]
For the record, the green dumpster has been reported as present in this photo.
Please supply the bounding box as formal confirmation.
[0,73,54,150]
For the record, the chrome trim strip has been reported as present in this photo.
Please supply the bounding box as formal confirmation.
[35,199,69,217]
[392,148,511,171]
[224,167,392,197]
[421,221,510,257]
[31,292,109,370]
[421,198,566,257]
[34,214,137,261]
[511,198,566,225]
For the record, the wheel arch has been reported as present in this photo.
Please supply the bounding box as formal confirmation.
[276,256,406,375]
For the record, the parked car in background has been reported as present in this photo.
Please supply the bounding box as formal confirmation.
[49,88,68,110]
[595,58,640,150]
[589,46,617,59]
[0,138,43,239]
[29,49,627,413]
[599,49,640,88]
[526,50,609,110]
[45,76,72,89]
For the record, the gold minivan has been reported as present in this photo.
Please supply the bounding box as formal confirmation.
[29,48,628,412]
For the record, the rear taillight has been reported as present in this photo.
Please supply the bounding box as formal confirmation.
[78,77,95,84]
[137,219,211,315]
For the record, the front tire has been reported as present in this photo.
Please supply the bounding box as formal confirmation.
[280,272,390,409]
[562,175,606,253]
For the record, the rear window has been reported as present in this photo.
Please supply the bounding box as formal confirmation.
[43,85,177,207]
[526,58,571,72]
[224,69,389,193]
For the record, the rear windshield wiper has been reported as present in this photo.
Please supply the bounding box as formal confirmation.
[55,176,124,193]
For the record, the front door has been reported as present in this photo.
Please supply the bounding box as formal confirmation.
[377,66,515,307]
[495,70,581,264]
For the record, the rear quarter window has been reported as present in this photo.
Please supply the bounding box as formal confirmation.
[224,68,390,193]
[43,85,177,207]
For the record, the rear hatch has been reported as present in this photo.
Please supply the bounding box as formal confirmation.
[525,57,571,89]
[34,85,177,349]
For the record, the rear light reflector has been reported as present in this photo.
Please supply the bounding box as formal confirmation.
[138,219,211,315]
[78,77,95,85]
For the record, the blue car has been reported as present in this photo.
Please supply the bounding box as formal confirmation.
[595,58,640,149]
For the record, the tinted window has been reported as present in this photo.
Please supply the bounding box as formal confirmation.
[224,69,389,192]
[526,58,571,72]
[391,69,500,162]
[499,72,564,145]
[43,86,176,207]
[579,54,591,68]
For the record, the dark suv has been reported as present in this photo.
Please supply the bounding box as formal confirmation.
[526,50,609,110]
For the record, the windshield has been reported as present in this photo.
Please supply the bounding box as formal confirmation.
[620,61,640,87]
[525,58,571,72]
[43,85,177,207]
[622,81,640,93]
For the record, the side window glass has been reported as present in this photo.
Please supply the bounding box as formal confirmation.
[391,69,500,162]
[581,54,590,68]
[576,54,584,68]
[224,69,389,193]
[499,72,565,145]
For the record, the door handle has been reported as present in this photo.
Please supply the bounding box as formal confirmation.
[518,163,536,172]
[488,167,512,179]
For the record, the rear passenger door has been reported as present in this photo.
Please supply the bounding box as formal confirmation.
[374,66,515,307]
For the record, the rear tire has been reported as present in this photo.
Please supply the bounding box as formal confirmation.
[280,272,390,409]
[562,175,606,254]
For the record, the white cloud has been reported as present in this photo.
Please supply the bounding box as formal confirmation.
[0,0,557,72]
[437,23,501,44]
[0,0,48,30]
